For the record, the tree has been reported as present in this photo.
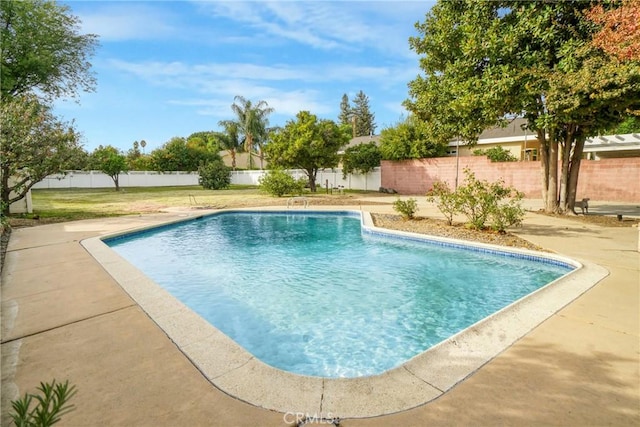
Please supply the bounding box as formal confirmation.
[150,137,220,172]
[379,115,449,160]
[338,93,352,126]
[341,142,381,181]
[217,120,243,170]
[405,1,640,214]
[198,160,231,190]
[228,96,274,169]
[0,0,98,101]
[90,145,128,191]
[187,131,221,153]
[264,111,349,192]
[0,96,82,215]
[609,116,640,134]
[586,0,640,62]
[351,90,376,137]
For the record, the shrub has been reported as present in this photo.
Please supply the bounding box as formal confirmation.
[259,169,304,197]
[11,379,77,427]
[393,198,419,220]
[426,181,459,225]
[473,146,518,162]
[198,160,231,190]
[455,168,524,231]
[490,194,525,232]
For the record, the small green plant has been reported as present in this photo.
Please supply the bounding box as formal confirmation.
[489,194,525,232]
[198,160,231,190]
[473,146,518,162]
[455,169,524,231]
[259,169,304,197]
[426,181,459,225]
[393,198,419,220]
[11,379,77,427]
[427,170,525,232]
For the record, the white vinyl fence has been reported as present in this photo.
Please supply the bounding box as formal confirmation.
[32,168,382,191]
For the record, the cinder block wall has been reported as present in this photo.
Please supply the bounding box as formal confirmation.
[381,157,640,202]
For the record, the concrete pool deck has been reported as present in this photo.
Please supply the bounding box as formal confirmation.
[1,200,639,425]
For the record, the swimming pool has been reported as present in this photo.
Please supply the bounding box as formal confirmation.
[84,208,606,417]
[105,211,573,378]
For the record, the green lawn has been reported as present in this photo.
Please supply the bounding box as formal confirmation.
[18,185,382,224]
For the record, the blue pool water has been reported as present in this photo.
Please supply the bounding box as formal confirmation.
[107,212,572,378]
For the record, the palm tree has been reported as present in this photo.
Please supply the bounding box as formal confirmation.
[217,120,242,170]
[229,96,274,169]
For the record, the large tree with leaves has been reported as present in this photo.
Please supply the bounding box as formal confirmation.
[0,96,82,214]
[379,115,449,160]
[228,96,274,169]
[0,0,98,101]
[1,0,97,214]
[264,111,349,192]
[90,145,128,191]
[150,137,220,172]
[405,0,640,214]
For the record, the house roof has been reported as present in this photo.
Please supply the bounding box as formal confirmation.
[478,118,529,139]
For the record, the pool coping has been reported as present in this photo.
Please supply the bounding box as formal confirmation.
[81,208,609,419]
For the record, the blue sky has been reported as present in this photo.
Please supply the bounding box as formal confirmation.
[55,1,435,153]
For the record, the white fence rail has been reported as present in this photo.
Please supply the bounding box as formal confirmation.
[32,168,382,191]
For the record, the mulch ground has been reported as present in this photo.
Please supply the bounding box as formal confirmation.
[371,214,547,251]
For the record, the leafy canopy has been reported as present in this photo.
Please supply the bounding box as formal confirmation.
[265,111,349,191]
[341,142,381,178]
[0,0,98,101]
[0,95,81,214]
[150,137,221,172]
[90,145,128,191]
[379,115,449,160]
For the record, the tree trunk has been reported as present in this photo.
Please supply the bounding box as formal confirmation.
[230,149,236,170]
[566,136,586,214]
[539,129,560,213]
[112,175,120,191]
[1,170,10,217]
[538,130,550,208]
[307,169,317,192]
[558,126,574,213]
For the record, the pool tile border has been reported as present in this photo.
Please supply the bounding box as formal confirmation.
[82,208,608,418]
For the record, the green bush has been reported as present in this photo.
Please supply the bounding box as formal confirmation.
[427,170,524,232]
[489,195,525,232]
[426,181,459,225]
[259,169,304,197]
[393,198,419,220]
[198,160,231,190]
[473,146,518,162]
[11,379,77,427]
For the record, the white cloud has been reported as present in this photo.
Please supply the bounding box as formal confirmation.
[193,1,429,56]
[77,4,178,41]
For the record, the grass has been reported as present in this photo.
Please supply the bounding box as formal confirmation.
[11,185,386,225]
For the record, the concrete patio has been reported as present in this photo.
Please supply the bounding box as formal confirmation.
[1,200,638,426]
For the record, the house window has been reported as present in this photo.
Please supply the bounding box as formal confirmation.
[523,148,537,161]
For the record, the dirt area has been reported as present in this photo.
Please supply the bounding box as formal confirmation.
[372,214,548,251]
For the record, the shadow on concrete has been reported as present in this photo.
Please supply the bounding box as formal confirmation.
[346,341,639,426]
[589,203,640,218]
[516,223,601,238]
